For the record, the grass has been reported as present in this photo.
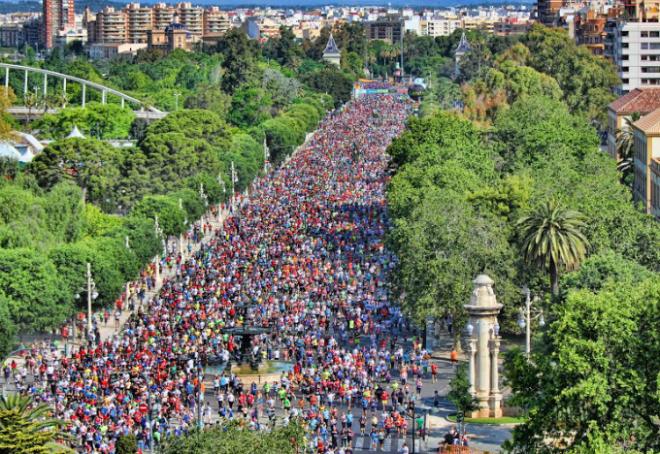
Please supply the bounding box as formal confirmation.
[447,415,526,425]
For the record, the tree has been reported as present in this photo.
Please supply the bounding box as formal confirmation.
[33,103,135,140]
[615,112,641,186]
[0,394,72,454]
[160,419,307,454]
[302,67,354,107]
[448,364,478,418]
[517,199,589,297]
[0,248,70,331]
[132,195,186,237]
[217,28,255,94]
[184,86,232,120]
[0,293,16,358]
[29,138,124,210]
[115,435,137,454]
[522,24,618,128]
[228,85,273,128]
[503,278,660,453]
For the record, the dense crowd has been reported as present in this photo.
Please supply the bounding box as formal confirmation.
[4,94,426,453]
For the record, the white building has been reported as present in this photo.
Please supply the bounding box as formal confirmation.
[612,21,660,94]
[423,18,462,37]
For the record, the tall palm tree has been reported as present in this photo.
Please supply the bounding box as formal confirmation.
[517,199,590,297]
[615,112,641,186]
[23,91,38,126]
[0,394,72,453]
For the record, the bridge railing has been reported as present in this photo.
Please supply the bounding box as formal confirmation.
[0,63,163,114]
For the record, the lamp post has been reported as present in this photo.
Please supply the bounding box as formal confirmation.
[125,236,131,310]
[519,287,545,358]
[230,161,237,211]
[173,92,181,111]
[154,216,163,285]
[217,174,226,223]
[86,262,99,336]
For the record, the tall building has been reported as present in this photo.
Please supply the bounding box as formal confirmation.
[153,3,175,31]
[366,18,403,44]
[43,0,75,49]
[94,7,128,44]
[203,7,230,36]
[422,18,462,37]
[175,2,203,36]
[611,21,660,94]
[537,0,562,26]
[126,3,153,43]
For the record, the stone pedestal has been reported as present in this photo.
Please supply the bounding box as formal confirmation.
[463,274,503,418]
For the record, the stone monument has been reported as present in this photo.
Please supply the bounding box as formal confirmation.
[463,274,503,418]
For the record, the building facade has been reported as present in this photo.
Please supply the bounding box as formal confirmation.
[612,21,660,94]
[422,18,461,37]
[43,0,75,49]
[537,0,563,26]
[607,88,660,159]
[126,3,153,43]
[366,18,403,44]
[632,107,660,214]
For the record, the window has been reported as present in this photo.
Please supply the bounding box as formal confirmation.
[642,31,649,37]
[622,54,629,60]
[622,67,630,72]
[651,31,660,38]
[623,78,630,84]
[642,66,660,72]
[622,30,629,36]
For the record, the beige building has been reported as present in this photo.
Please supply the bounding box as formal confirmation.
[422,18,462,37]
[94,7,128,44]
[175,2,203,36]
[632,107,660,214]
[203,7,230,35]
[607,88,660,159]
[651,157,660,218]
[126,3,153,43]
[152,3,175,30]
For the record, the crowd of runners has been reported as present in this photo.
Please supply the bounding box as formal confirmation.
[0,94,452,454]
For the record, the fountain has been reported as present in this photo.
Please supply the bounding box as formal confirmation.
[202,326,293,385]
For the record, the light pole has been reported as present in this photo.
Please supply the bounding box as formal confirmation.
[263,137,270,174]
[519,287,545,358]
[154,216,163,285]
[230,161,237,211]
[86,262,99,336]
[125,236,131,310]
[173,92,181,111]
[217,174,226,223]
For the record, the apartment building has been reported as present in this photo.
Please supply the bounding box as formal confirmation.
[175,2,203,36]
[366,18,403,43]
[632,107,660,215]
[203,7,230,35]
[611,21,660,94]
[537,0,563,25]
[153,3,175,30]
[43,0,75,49]
[126,3,153,43]
[422,18,461,37]
[93,7,128,44]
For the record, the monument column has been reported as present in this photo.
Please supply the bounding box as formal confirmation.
[463,274,503,418]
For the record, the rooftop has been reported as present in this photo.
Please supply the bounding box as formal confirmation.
[323,33,340,55]
[608,88,660,115]
[632,106,660,134]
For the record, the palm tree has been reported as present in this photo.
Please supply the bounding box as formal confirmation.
[517,199,590,297]
[615,112,641,186]
[0,394,72,453]
[23,91,38,126]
